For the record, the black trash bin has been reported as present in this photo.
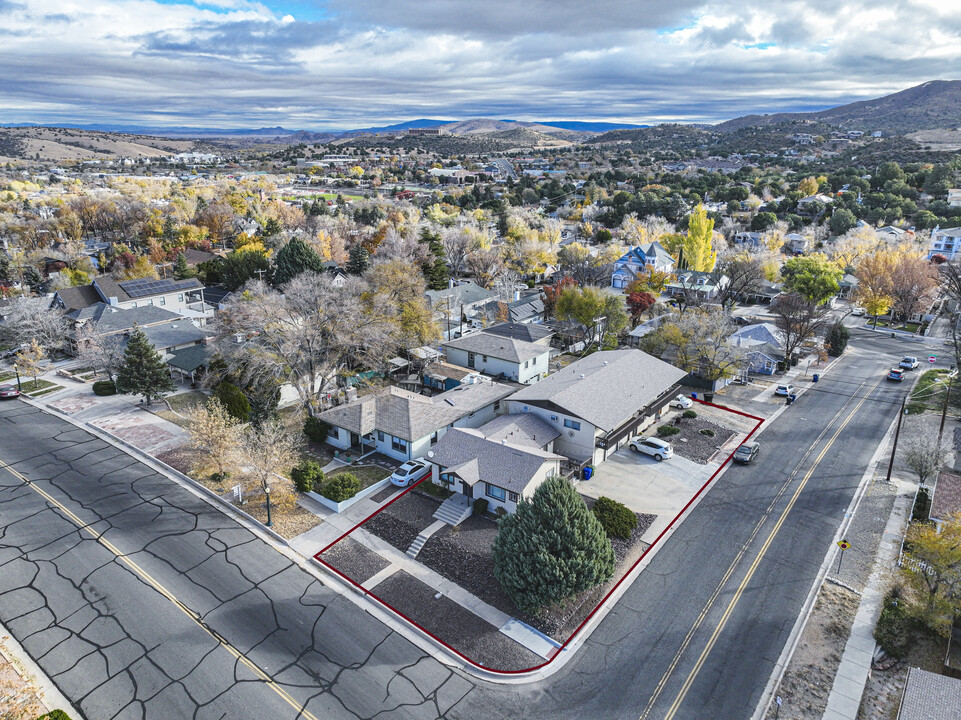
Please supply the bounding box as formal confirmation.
[704,392,715,402]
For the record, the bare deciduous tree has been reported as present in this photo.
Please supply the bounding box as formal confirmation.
[441,227,478,279]
[240,418,300,526]
[901,426,947,486]
[75,326,126,382]
[0,298,68,355]
[184,398,242,481]
[771,292,829,362]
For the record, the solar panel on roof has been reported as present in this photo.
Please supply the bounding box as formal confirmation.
[119,278,192,298]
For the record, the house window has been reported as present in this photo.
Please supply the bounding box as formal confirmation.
[431,431,438,444]
[524,360,529,368]
[441,472,456,486]
[486,483,506,501]
[178,293,184,303]
[377,431,384,442]
[482,355,488,362]
[391,436,407,453]
[160,297,166,306]
[546,466,556,477]
[508,491,518,503]
[564,419,581,431]
[328,426,338,439]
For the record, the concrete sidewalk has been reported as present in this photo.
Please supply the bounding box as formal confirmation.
[821,476,917,720]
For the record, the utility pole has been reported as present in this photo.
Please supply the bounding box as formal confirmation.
[886,395,907,483]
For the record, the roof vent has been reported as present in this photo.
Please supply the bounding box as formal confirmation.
[603,361,608,366]
[502,439,507,444]
[579,374,585,380]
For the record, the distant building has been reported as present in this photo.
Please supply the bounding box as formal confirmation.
[929,227,961,260]
[408,127,445,135]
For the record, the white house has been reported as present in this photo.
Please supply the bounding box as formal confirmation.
[316,380,515,462]
[786,233,810,254]
[929,227,961,260]
[664,271,729,300]
[427,413,563,515]
[611,242,676,289]
[505,349,687,465]
[442,330,551,384]
[948,188,961,208]
[52,275,210,320]
[733,231,763,247]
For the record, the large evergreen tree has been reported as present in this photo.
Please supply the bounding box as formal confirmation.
[492,475,615,615]
[418,227,449,290]
[116,327,176,406]
[345,243,370,275]
[273,237,323,286]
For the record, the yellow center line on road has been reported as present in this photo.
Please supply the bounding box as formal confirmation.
[660,375,883,720]
[0,458,319,720]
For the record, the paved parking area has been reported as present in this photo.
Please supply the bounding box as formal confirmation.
[578,446,721,544]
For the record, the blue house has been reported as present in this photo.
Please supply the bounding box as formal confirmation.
[611,242,675,289]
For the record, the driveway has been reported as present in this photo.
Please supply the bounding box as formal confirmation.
[578,446,721,544]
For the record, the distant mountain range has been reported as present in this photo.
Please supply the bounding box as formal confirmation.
[715,80,961,133]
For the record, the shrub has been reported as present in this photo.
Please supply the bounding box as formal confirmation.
[657,424,680,437]
[473,498,489,515]
[92,380,117,396]
[699,428,715,437]
[682,409,698,419]
[826,320,850,357]
[291,459,324,493]
[418,480,454,500]
[215,382,250,422]
[592,496,638,539]
[321,472,360,502]
[36,712,72,720]
[912,487,931,521]
[874,591,911,658]
[304,416,332,443]
[495,506,508,518]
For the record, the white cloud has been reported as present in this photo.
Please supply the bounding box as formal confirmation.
[0,0,958,128]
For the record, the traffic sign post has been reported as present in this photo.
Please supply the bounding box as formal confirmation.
[837,539,851,573]
[929,355,937,363]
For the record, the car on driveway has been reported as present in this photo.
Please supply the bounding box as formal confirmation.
[774,383,795,396]
[670,394,693,409]
[851,306,865,316]
[629,436,674,461]
[389,459,431,487]
[887,367,904,382]
[0,384,20,399]
[732,441,760,464]
[899,356,919,370]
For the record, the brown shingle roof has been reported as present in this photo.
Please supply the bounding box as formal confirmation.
[931,471,961,521]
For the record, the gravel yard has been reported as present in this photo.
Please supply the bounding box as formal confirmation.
[665,417,736,464]
[374,570,543,671]
[363,492,442,552]
[322,536,389,584]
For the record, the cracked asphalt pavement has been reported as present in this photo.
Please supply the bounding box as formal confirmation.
[0,332,914,720]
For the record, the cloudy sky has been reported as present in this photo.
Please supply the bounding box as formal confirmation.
[1,0,958,130]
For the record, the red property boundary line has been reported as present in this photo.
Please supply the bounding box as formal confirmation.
[314,398,765,675]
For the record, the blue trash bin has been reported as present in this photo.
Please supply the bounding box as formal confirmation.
[813,373,819,383]
[691,392,698,400]
[583,466,593,481]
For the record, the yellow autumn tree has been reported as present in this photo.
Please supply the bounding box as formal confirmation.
[681,204,717,272]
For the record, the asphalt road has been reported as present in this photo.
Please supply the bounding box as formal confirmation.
[0,331,922,720]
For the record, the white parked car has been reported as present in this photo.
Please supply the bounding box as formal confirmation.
[774,383,796,396]
[850,306,865,316]
[389,459,431,488]
[671,394,693,409]
[629,436,674,461]
[899,356,920,370]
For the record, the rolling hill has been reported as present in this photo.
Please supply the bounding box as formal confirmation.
[714,80,961,134]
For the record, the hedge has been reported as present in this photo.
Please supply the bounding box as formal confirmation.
[592,496,638,539]
[291,459,324,493]
[321,473,360,503]
[92,380,117,396]
[657,424,680,437]
[304,416,332,443]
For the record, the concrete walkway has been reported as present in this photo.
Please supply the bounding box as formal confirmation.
[822,476,917,720]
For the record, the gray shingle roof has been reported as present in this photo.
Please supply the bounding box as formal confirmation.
[167,344,211,372]
[509,349,687,431]
[428,428,562,494]
[317,380,515,442]
[68,303,182,333]
[139,323,208,352]
[425,280,493,308]
[52,285,102,311]
[898,667,961,720]
[476,412,559,449]
[483,322,554,344]
[443,331,549,363]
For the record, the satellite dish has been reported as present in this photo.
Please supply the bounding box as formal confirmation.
[427,450,434,458]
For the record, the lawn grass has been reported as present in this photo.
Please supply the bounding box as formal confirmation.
[326,464,390,491]
[166,390,209,413]
[908,368,949,414]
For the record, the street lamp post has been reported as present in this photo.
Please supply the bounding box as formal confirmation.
[12,363,21,393]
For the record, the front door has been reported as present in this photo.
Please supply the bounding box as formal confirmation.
[462,481,473,501]
[467,352,475,369]
[350,432,359,447]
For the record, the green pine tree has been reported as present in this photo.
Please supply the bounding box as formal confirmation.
[173,252,193,280]
[492,475,615,615]
[418,227,449,290]
[346,243,370,275]
[116,327,176,406]
[273,237,323,286]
